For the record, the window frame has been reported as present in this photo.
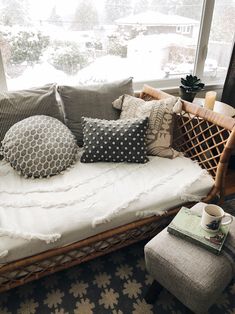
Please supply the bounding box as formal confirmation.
[0,50,7,91]
[0,0,229,92]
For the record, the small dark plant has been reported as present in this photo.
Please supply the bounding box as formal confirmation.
[180,75,204,93]
[179,75,205,102]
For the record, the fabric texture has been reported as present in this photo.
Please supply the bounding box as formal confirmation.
[144,212,235,314]
[57,78,134,146]
[0,84,63,149]
[113,94,180,158]
[0,154,214,264]
[81,117,149,163]
[1,115,78,178]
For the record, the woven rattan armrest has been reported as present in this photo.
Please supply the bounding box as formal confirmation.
[140,85,235,202]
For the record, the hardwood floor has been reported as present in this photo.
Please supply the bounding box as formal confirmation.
[225,169,235,196]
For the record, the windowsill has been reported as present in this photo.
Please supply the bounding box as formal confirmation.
[134,81,224,98]
[162,83,223,95]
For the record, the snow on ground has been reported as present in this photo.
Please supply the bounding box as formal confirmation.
[7,54,166,90]
[7,63,68,90]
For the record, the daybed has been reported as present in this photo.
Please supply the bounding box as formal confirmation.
[0,84,234,293]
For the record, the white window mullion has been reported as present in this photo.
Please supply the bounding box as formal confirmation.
[193,0,215,78]
[0,49,7,91]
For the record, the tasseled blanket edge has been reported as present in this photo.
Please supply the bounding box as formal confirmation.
[0,250,8,259]
[175,169,212,202]
[92,168,183,227]
[0,228,61,244]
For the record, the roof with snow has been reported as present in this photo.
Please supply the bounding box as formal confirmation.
[115,11,199,26]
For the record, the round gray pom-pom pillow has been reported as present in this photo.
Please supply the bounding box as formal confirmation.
[1,115,78,178]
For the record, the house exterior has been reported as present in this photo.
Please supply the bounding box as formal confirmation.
[115,11,199,38]
[114,11,200,78]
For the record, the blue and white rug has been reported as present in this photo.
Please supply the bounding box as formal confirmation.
[0,196,234,314]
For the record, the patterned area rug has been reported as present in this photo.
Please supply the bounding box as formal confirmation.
[0,196,234,314]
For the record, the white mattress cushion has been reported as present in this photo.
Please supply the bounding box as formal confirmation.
[0,153,214,263]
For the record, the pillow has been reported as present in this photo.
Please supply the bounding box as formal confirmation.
[0,84,63,149]
[81,117,149,163]
[57,78,134,147]
[113,94,181,158]
[1,115,78,178]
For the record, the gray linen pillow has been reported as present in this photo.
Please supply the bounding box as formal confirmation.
[1,115,78,178]
[57,78,134,146]
[0,84,63,150]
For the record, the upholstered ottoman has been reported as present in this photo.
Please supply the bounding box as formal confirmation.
[144,220,235,314]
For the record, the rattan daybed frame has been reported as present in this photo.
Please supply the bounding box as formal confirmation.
[0,86,235,293]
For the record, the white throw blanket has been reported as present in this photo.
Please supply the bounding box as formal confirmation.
[0,154,214,259]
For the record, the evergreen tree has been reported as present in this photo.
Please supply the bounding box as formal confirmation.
[0,0,30,26]
[150,0,176,15]
[105,0,132,23]
[150,0,201,20]
[175,0,202,21]
[72,0,99,31]
[134,0,149,14]
[210,1,235,42]
[49,6,63,27]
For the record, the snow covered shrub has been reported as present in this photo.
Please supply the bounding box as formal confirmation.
[49,41,88,75]
[9,30,49,65]
[107,34,127,58]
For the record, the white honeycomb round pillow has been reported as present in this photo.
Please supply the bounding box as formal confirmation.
[1,115,78,178]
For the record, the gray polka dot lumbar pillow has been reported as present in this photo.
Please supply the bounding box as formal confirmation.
[81,117,149,163]
[1,115,78,178]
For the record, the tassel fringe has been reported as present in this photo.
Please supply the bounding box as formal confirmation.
[0,228,61,244]
[93,168,183,227]
[0,250,8,259]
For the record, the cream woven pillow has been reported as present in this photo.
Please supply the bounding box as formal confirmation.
[113,94,182,158]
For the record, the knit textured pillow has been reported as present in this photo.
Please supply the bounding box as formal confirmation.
[81,117,149,163]
[113,94,182,158]
[1,115,78,178]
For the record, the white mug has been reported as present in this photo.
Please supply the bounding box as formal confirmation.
[201,204,233,233]
[213,102,235,117]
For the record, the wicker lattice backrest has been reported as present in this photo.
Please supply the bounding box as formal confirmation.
[172,107,231,178]
[140,85,235,201]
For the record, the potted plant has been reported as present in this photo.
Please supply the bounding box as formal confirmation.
[179,75,205,102]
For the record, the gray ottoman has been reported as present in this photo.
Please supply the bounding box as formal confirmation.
[144,220,235,314]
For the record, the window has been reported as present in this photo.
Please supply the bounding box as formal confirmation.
[0,0,234,91]
[176,25,191,35]
[176,26,181,33]
[182,26,191,34]
[203,0,235,81]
